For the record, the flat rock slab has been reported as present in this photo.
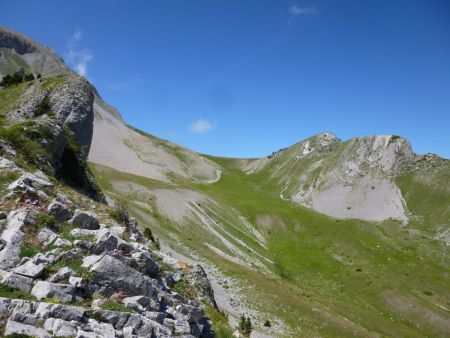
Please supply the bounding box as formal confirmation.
[31,281,76,303]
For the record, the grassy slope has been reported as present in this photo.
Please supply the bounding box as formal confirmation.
[90,148,450,337]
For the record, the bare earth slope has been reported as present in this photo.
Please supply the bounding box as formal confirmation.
[89,96,222,184]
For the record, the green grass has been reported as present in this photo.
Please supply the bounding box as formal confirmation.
[172,278,197,299]
[101,300,133,313]
[205,304,235,338]
[19,244,39,258]
[0,284,36,301]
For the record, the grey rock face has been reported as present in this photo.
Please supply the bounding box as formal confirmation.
[186,264,216,307]
[71,209,100,230]
[0,208,30,269]
[31,281,76,303]
[49,76,94,159]
[89,254,162,298]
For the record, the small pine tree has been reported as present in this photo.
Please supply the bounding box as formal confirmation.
[245,316,253,336]
[239,314,247,334]
[239,314,252,337]
[24,73,35,82]
[11,71,23,84]
[144,228,155,242]
[0,74,12,87]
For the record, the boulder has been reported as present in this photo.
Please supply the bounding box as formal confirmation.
[0,211,7,220]
[4,319,51,338]
[145,311,166,324]
[44,318,78,337]
[14,251,60,278]
[34,302,85,321]
[174,319,191,335]
[89,254,161,298]
[37,227,58,245]
[48,267,74,283]
[122,295,159,313]
[84,309,130,330]
[53,237,72,247]
[0,157,23,173]
[31,281,76,303]
[8,171,54,192]
[47,198,72,221]
[0,270,33,292]
[127,250,160,278]
[69,276,87,289]
[93,229,133,255]
[70,209,100,230]
[174,304,204,323]
[123,314,161,337]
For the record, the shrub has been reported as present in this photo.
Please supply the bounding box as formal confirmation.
[35,214,57,229]
[264,319,271,327]
[24,73,35,82]
[144,228,155,242]
[172,278,197,299]
[34,95,51,116]
[19,244,39,258]
[109,199,129,225]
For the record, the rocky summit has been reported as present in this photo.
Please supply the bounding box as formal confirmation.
[0,26,449,338]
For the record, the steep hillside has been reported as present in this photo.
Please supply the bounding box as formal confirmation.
[89,96,222,184]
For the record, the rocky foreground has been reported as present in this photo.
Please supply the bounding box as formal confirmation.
[0,157,217,338]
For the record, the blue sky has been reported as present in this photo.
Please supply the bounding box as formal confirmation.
[1,0,449,158]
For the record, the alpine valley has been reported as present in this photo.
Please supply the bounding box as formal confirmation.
[0,27,449,338]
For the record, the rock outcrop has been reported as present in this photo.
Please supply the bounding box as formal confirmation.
[0,157,216,337]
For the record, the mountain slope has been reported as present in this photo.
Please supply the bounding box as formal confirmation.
[2,27,449,338]
[0,26,71,77]
[89,96,222,184]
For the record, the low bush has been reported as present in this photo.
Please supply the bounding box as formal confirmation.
[109,199,129,225]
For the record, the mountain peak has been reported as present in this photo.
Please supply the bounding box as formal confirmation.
[0,26,70,77]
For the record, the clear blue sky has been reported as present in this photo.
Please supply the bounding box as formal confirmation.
[1,0,449,158]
